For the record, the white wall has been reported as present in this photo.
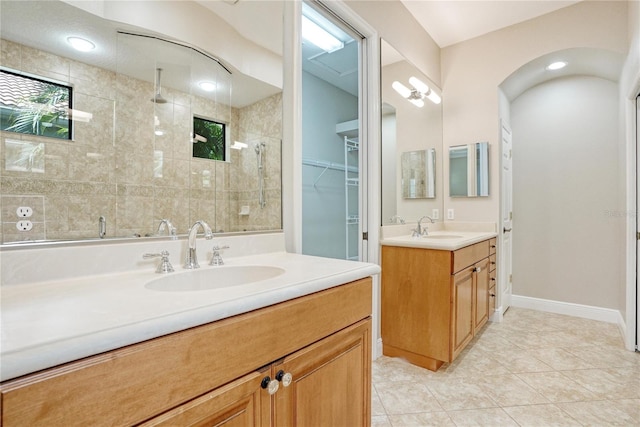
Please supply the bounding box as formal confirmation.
[301,72,358,259]
[511,76,621,309]
[441,1,628,223]
[620,0,640,348]
[345,0,440,87]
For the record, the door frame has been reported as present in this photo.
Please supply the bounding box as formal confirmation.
[498,119,513,322]
[281,0,382,355]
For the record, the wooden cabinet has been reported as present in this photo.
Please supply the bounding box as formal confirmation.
[0,278,372,427]
[489,238,497,317]
[381,239,494,371]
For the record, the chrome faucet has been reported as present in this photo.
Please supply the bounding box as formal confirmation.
[412,215,435,238]
[389,215,405,224]
[157,219,176,238]
[184,220,213,269]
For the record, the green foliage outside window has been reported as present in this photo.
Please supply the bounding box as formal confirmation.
[192,116,225,161]
[0,70,71,140]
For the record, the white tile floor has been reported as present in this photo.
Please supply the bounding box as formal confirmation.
[372,307,640,426]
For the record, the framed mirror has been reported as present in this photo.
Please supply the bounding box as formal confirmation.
[0,0,283,244]
[401,149,435,199]
[449,142,490,197]
[381,40,443,225]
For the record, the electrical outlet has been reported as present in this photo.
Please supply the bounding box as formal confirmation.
[16,220,33,231]
[16,207,33,218]
[431,209,439,220]
[447,209,455,220]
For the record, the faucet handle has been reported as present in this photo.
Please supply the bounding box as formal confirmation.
[143,250,175,274]
[210,245,230,266]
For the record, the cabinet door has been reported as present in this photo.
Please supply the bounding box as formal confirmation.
[139,370,270,427]
[474,257,490,331]
[273,319,371,427]
[451,267,474,360]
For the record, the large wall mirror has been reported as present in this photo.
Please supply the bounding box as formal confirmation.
[0,0,283,244]
[381,40,443,225]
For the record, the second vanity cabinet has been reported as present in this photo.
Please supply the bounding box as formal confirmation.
[381,239,494,371]
[0,278,372,426]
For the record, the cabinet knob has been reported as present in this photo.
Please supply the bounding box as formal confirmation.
[491,278,496,282]
[276,370,293,387]
[474,266,482,273]
[490,293,496,298]
[261,376,279,395]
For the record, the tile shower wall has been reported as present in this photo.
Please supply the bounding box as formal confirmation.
[0,39,282,243]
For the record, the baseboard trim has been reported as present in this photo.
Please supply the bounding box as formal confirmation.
[374,338,383,360]
[511,294,621,324]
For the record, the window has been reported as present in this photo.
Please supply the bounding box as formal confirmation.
[0,69,72,140]
[192,115,226,161]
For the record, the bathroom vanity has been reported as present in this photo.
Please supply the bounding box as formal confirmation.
[380,228,497,371]
[0,233,379,426]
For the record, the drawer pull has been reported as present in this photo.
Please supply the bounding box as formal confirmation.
[276,370,293,387]
[491,278,496,282]
[474,267,482,273]
[261,376,279,395]
[490,293,496,298]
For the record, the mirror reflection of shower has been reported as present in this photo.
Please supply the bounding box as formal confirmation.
[255,142,266,208]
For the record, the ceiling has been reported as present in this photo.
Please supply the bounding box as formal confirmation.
[400,0,583,48]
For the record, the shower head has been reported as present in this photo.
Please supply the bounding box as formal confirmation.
[151,68,168,104]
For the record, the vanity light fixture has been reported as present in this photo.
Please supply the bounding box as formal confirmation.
[198,81,217,92]
[546,61,567,71]
[301,15,344,53]
[392,76,441,107]
[67,36,95,52]
[230,141,248,150]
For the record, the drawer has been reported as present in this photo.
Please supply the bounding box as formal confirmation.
[489,254,496,271]
[489,285,496,315]
[489,238,497,255]
[490,267,496,288]
[452,240,490,273]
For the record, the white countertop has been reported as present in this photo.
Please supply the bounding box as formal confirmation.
[0,251,380,382]
[380,230,497,250]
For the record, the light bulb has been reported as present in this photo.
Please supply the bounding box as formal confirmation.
[546,61,567,71]
[302,15,344,52]
[426,91,442,105]
[409,76,430,95]
[67,37,95,52]
[198,81,217,92]
[409,98,424,108]
[392,81,412,99]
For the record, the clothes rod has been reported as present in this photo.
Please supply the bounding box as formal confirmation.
[302,158,358,173]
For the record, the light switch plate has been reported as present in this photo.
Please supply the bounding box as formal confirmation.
[431,209,439,220]
[447,209,455,220]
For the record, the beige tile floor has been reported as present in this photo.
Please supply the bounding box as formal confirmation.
[372,307,640,426]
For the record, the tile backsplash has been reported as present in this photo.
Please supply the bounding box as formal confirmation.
[0,38,282,243]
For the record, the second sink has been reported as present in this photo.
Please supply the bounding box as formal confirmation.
[146,266,285,292]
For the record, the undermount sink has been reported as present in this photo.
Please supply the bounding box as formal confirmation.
[145,265,285,292]
[422,234,464,239]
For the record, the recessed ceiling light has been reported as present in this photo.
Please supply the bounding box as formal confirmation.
[67,36,95,52]
[198,81,217,92]
[546,61,567,71]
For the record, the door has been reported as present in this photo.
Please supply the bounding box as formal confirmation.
[500,120,513,313]
[451,267,474,360]
[636,94,639,349]
[300,2,366,261]
[140,371,270,427]
[273,319,371,426]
